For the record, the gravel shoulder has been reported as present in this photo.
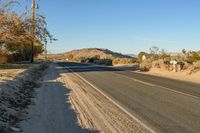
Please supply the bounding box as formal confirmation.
[59,65,150,133]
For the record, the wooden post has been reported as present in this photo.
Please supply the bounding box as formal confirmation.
[31,0,35,63]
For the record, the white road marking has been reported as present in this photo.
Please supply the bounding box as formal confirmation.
[155,85,199,99]
[117,73,199,100]
[118,74,156,87]
[65,66,156,133]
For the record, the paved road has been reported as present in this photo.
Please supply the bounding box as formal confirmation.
[58,62,200,133]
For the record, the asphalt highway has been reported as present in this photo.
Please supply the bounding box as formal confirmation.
[58,62,200,133]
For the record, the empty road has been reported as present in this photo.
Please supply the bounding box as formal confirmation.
[58,62,200,133]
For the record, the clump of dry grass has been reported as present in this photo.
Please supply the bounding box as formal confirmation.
[151,59,166,69]
[189,61,200,74]
[0,64,32,81]
[139,59,152,71]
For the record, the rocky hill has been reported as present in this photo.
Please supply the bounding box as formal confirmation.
[64,48,132,60]
[40,48,137,66]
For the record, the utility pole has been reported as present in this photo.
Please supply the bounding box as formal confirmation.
[31,0,35,63]
[45,40,47,60]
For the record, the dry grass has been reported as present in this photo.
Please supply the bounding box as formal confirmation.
[0,64,33,81]
[0,64,31,69]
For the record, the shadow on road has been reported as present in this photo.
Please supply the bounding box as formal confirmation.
[57,62,139,73]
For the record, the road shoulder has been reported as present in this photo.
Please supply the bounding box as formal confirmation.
[136,68,200,84]
[60,65,151,133]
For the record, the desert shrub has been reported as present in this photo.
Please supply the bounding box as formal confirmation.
[149,46,160,60]
[119,58,127,64]
[138,52,148,63]
[152,59,166,69]
[113,58,120,65]
[130,58,136,63]
[93,58,112,66]
[88,57,97,63]
[80,57,86,63]
[73,58,80,62]
[104,59,112,66]
[139,59,152,71]
[193,61,200,69]
[163,56,171,62]
[0,54,8,64]
[182,62,190,70]
[94,55,100,60]
[112,57,136,65]
[189,61,200,74]
[67,54,74,60]
[186,51,200,63]
[80,57,112,66]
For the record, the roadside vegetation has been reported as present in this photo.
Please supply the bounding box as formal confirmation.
[0,0,54,64]
[138,46,200,74]
[67,55,136,66]
[0,0,53,132]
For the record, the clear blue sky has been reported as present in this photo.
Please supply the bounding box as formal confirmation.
[21,0,200,54]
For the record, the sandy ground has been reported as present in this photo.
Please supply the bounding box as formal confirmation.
[0,68,26,96]
[139,68,200,84]
[0,69,25,82]
[19,63,150,133]
[0,63,34,83]
[113,63,138,67]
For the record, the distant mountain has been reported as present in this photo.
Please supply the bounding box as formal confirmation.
[64,48,133,59]
[126,54,138,58]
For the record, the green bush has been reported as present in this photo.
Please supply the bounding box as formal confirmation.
[186,51,200,63]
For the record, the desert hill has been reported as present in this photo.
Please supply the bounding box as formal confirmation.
[39,48,137,66]
[64,48,132,59]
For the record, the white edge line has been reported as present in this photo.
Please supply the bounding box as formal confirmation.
[122,72,199,99]
[156,85,199,99]
[119,74,156,87]
[65,66,156,133]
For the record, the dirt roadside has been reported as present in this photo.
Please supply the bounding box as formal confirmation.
[113,64,200,84]
[138,68,200,84]
[0,63,48,133]
[0,68,27,83]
